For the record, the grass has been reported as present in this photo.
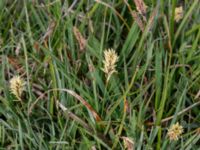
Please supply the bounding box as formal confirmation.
[0,0,200,149]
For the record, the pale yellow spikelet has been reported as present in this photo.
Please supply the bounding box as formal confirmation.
[175,6,183,22]
[167,122,184,141]
[102,48,119,82]
[122,136,135,150]
[10,76,25,100]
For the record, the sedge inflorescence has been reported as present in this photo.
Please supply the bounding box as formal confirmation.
[102,48,119,82]
[167,122,184,141]
[175,6,183,22]
[10,76,25,100]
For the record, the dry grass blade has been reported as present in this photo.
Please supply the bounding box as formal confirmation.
[57,101,92,130]
[62,0,78,17]
[66,89,102,122]
[133,0,147,21]
[28,88,102,122]
[57,101,111,148]
[131,10,145,32]
[146,100,200,126]
[73,27,87,52]
[161,100,200,122]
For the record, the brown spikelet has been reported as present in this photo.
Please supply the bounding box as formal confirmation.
[33,41,40,52]
[42,20,56,42]
[133,0,147,21]
[8,57,24,74]
[73,27,87,52]
[146,6,158,32]
[131,10,145,32]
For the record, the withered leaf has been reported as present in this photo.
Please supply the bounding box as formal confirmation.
[42,20,56,42]
[73,26,87,52]
[131,10,145,32]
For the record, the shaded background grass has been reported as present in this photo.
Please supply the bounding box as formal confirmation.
[0,0,200,149]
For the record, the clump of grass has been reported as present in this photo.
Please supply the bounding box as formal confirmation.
[0,0,199,149]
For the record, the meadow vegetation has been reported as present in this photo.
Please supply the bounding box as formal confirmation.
[0,0,200,149]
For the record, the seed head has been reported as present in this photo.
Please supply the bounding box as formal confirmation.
[175,6,183,22]
[167,122,184,141]
[122,136,135,150]
[102,48,119,82]
[10,76,25,100]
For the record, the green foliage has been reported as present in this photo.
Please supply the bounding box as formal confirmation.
[0,0,200,149]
